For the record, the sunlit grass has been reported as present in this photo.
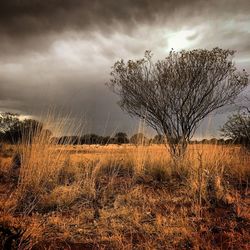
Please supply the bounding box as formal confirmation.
[0,123,249,249]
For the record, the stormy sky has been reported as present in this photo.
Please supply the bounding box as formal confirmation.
[0,0,250,137]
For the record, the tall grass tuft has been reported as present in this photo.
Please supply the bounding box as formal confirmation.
[14,111,84,213]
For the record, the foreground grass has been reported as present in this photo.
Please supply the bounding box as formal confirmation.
[0,143,249,249]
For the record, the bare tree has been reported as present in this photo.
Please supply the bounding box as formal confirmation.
[221,96,250,148]
[108,48,248,159]
[221,112,250,148]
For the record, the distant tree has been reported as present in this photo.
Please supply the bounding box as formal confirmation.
[0,113,44,144]
[80,134,103,144]
[152,134,165,144]
[79,135,89,144]
[108,48,248,159]
[100,136,111,145]
[0,113,19,133]
[130,133,148,146]
[114,132,129,144]
[224,139,233,144]
[201,139,209,144]
[20,119,44,142]
[207,138,225,145]
[217,139,225,145]
[189,140,197,144]
[221,112,250,148]
[57,136,78,145]
[209,138,218,144]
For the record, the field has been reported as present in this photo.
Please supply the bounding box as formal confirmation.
[0,143,249,249]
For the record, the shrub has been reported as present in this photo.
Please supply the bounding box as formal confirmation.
[221,112,250,149]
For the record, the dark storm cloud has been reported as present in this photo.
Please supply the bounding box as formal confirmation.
[0,0,249,59]
[0,0,200,36]
[0,0,250,136]
[1,0,249,38]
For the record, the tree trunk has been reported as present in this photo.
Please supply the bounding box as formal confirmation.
[168,139,188,162]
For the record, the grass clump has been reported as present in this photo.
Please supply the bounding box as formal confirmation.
[11,112,84,214]
[39,184,82,211]
[95,157,134,179]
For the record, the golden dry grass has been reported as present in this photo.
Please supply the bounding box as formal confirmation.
[0,142,249,249]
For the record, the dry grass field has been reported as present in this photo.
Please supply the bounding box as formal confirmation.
[0,141,249,249]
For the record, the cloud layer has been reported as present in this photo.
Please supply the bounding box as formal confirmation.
[0,0,249,136]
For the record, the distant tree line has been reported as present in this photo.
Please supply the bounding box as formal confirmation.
[0,112,249,148]
[54,135,236,146]
[54,132,150,145]
[189,138,234,145]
